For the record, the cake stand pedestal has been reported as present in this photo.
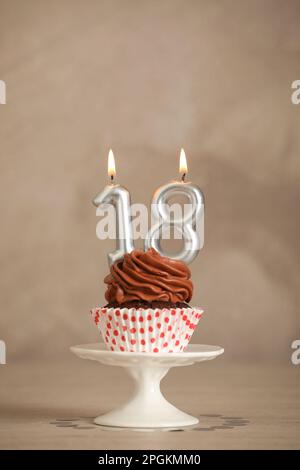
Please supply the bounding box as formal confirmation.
[70,343,224,429]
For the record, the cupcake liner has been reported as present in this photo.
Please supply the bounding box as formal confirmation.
[90,307,203,353]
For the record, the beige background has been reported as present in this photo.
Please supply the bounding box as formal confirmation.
[1,0,300,362]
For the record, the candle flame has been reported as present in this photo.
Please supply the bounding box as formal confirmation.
[179,148,188,179]
[107,149,116,180]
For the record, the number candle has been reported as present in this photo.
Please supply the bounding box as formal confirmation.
[144,149,204,264]
[93,150,134,266]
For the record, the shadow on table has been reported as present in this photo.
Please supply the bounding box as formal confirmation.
[50,414,250,432]
[0,403,249,432]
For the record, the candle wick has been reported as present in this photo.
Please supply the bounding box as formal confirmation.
[181,173,186,182]
[110,174,114,183]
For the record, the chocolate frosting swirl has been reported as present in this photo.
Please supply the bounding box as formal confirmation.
[104,248,193,304]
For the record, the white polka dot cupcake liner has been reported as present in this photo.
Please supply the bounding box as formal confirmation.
[90,307,203,353]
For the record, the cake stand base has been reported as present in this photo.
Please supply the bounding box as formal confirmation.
[71,343,224,429]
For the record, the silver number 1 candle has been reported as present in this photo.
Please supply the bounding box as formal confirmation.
[93,150,134,266]
[144,149,204,264]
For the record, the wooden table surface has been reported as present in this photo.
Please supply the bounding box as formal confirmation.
[0,356,299,450]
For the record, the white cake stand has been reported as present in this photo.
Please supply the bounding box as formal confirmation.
[71,343,224,429]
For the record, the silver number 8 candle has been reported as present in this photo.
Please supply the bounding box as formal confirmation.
[144,149,204,264]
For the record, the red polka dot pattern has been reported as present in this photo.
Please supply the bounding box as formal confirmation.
[90,307,203,354]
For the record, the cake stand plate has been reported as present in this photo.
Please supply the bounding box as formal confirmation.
[70,343,224,429]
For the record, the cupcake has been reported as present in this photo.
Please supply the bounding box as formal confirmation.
[91,248,203,352]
